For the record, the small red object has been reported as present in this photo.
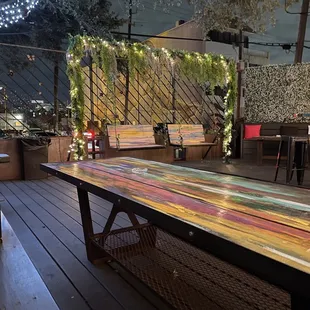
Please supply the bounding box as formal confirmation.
[243,124,261,139]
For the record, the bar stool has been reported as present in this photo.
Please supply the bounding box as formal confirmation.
[274,136,308,185]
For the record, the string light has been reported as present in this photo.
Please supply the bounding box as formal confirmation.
[67,35,238,160]
[68,129,86,161]
[0,0,39,28]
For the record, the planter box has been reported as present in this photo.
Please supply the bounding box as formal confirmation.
[0,136,75,181]
[48,136,73,163]
[0,139,22,180]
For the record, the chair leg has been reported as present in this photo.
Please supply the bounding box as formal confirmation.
[302,142,309,183]
[298,142,307,186]
[274,140,283,182]
[286,138,295,184]
[290,162,295,181]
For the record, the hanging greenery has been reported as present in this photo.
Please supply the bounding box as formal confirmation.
[177,52,227,92]
[66,35,237,160]
[66,35,86,160]
[128,43,149,81]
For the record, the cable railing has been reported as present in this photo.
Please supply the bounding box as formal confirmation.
[0,42,227,139]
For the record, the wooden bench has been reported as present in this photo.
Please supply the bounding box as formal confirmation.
[42,157,310,310]
[241,123,310,164]
[167,124,218,160]
[104,125,174,163]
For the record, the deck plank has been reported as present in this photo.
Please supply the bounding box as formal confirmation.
[0,196,89,310]
[45,178,138,227]
[50,178,146,225]
[31,179,124,230]
[29,180,104,232]
[12,180,157,310]
[43,178,138,225]
[37,178,169,310]
[0,214,59,310]
[40,179,131,227]
[0,181,123,310]
[0,179,162,310]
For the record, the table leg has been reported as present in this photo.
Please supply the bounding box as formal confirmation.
[295,142,304,185]
[286,138,295,184]
[77,187,106,263]
[257,141,263,165]
[291,294,310,310]
[101,202,157,249]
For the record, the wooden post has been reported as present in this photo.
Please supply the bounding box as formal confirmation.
[172,74,176,123]
[124,0,132,124]
[89,56,94,128]
[236,29,244,120]
[294,0,310,63]
[53,59,59,132]
[137,72,140,124]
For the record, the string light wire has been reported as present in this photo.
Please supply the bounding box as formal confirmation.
[111,31,297,49]
[0,0,39,28]
[0,33,300,52]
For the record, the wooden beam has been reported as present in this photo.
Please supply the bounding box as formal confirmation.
[294,0,310,63]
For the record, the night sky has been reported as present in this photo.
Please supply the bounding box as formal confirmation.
[1,0,310,117]
[112,0,310,64]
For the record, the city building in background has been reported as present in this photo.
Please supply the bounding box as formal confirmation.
[0,112,25,130]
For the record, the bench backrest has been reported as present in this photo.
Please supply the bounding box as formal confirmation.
[167,124,205,145]
[107,125,156,148]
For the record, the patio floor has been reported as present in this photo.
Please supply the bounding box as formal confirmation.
[1,158,309,309]
[0,215,59,310]
[0,178,170,310]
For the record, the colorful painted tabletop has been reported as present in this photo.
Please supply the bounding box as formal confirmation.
[42,157,310,275]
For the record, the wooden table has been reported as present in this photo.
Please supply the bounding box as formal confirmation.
[41,157,310,309]
[248,136,281,165]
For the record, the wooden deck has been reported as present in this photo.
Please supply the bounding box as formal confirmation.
[1,159,309,309]
[0,215,59,310]
[0,178,170,310]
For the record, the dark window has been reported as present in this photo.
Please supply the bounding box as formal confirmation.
[208,30,249,48]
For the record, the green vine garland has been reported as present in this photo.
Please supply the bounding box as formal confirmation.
[67,35,86,160]
[66,35,237,160]
[223,61,237,161]
[128,43,148,81]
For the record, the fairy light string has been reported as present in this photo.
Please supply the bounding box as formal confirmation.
[0,0,39,28]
